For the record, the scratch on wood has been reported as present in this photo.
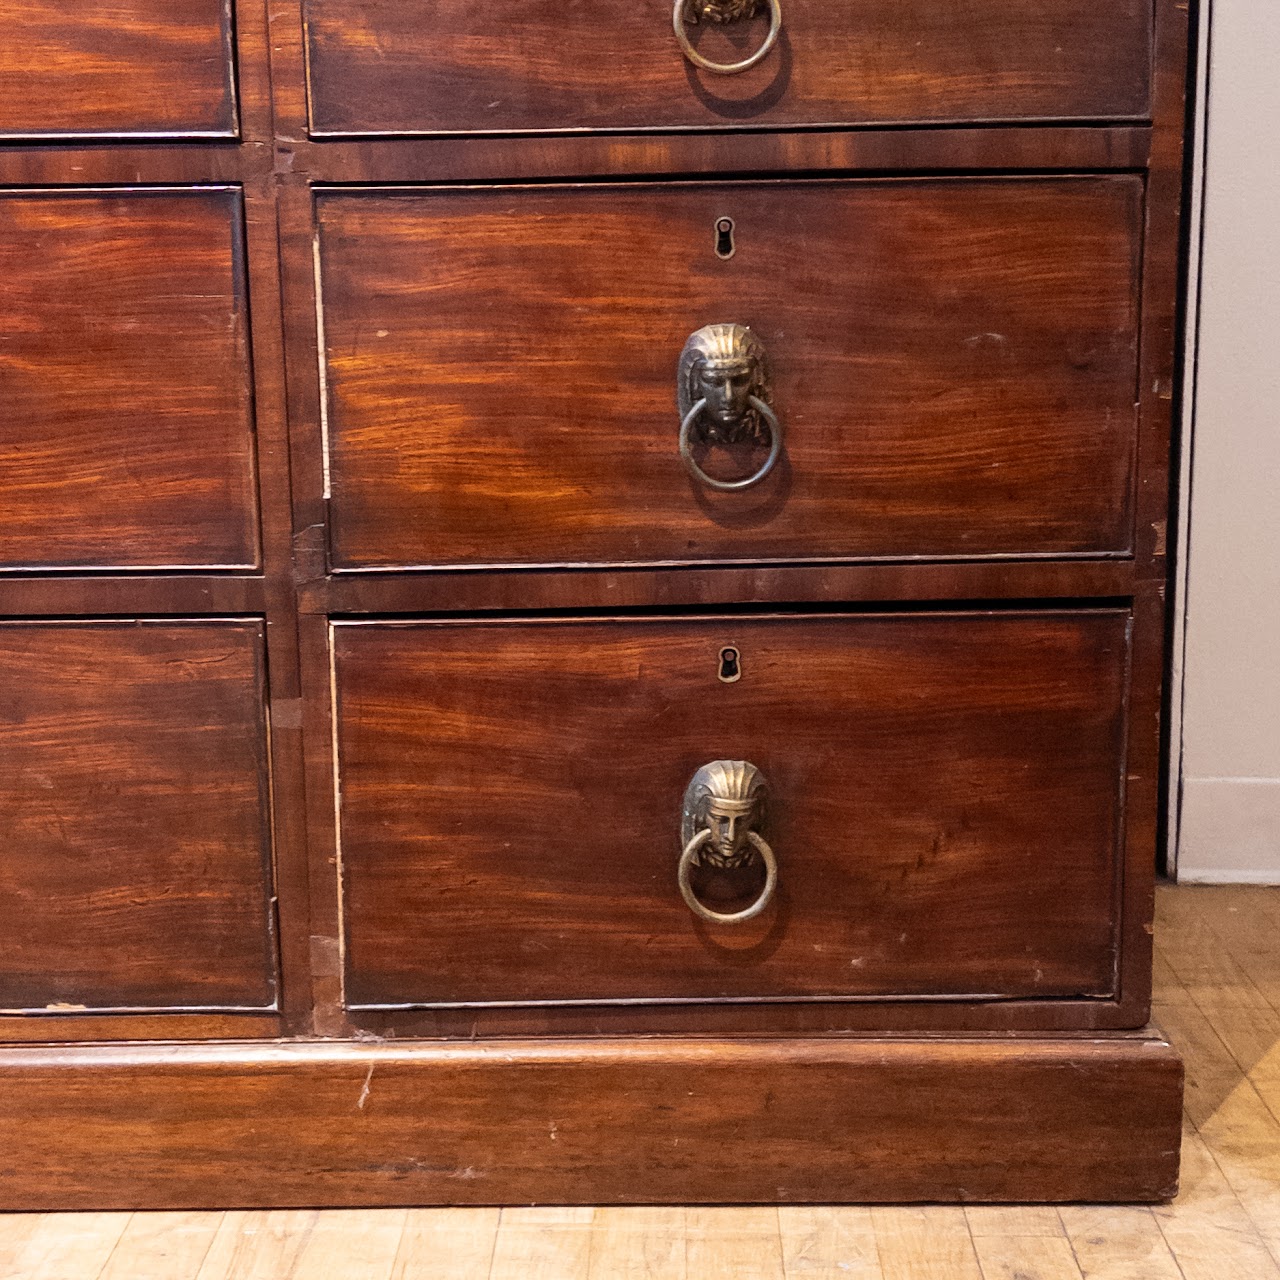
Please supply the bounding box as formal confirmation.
[356,1062,374,1110]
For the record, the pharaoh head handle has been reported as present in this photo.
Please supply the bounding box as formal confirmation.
[677,323,773,446]
[681,759,768,870]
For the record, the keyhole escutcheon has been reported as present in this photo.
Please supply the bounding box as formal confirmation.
[718,646,742,683]
[715,216,736,260]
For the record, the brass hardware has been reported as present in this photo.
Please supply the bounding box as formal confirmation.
[677,323,783,491]
[718,645,742,682]
[673,0,783,75]
[714,216,736,259]
[679,760,777,924]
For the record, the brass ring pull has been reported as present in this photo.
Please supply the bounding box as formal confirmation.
[673,0,783,75]
[679,395,783,491]
[678,828,778,924]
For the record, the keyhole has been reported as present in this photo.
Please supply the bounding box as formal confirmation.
[718,646,742,683]
[714,216,736,260]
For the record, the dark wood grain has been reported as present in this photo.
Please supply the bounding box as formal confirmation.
[317,178,1143,571]
[302,0,1152,137]
[273,126,1152,185]
[0,0,237,139]
[0,0,1190,1204]
[0,189,259,571]
[303,559,1141,616]
[0,1034,1183,1207]
[0,621,277,1012]
[334,611,1128,1009]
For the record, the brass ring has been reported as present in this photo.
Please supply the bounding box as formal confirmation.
[679,396,782,491]
[678,828,778,924]
[673,0,783,75]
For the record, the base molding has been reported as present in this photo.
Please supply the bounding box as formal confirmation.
[0,1032,1183,1208]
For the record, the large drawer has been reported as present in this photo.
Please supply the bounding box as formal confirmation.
[0,622,277,1013]
[333,611,1129,1009]
[0,189,259,571]
[303,0,1152,137]
[316,178,1142,570]
[0,0,237,139]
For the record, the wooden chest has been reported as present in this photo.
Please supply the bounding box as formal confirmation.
[0,0,1187,1205]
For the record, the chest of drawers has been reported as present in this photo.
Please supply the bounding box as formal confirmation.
[0,0,1187,1206]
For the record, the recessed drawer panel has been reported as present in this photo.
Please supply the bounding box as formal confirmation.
[317,178,1142,570]
[0,0,237,139]
[304,0,1152,137]
[335,611,1129,1009]
[0,190,259,571]
[0,622,277,1012]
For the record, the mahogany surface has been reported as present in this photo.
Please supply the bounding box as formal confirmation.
[317,178,1142,570]
[0,622,276,1013]
[0,0,237,139]
[0,189,259,570]
[302,0,1153,137]
[334,612,1129,1009]
[0,0,1189,1205]
[0,1035,1183,1208]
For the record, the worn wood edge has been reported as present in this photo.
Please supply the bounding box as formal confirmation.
[0,1033,1183,1209]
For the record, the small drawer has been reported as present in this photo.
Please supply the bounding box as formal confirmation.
[0,621,277,1013]
[316,177,1142,570]
[333,610,1129,1009]
[0,0,237,139]
[0,189,259,571]
[303,0,1152,137]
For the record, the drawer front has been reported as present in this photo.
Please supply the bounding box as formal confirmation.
[318,178,1142,570]
[304,0,1152,137]
[0,0,237,139]
[334,612,1128,1009]
[0,622,277,1012]
[0,190,259,571]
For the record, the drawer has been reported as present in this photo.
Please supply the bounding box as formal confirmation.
[333,611,1129,1009]
[0,622,277,1012]
[317,178,1142,570]
[0,0,237,139]
[0,189,259,571]
[303,0,1152,137]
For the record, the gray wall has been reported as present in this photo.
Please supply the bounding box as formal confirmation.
[1174,0,1280,880]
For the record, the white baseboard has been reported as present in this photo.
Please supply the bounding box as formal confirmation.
[1176,776,1280,883]
[1176,869,1280,885]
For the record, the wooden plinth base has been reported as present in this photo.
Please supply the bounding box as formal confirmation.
[0,1032,1182,1209]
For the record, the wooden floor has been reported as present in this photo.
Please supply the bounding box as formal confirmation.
[2,884,1280,1279]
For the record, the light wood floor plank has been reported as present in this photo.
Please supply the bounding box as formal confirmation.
[870,1207,981,1280]
[1196,1078,1280,1263]
[1158,890,1274,1011]
[778,1206,882,1279]
[392,1209,500,1280]
[1154,1123,1280,1280]
[585,1208,685,1279]
[194,1210,320,1280]
[1153,945,1197,1006]
[1195,1004,1280,1083]
[284,1209,408,1280]
[965,1207,1064,1239]
[0,1214,47,1277]
[98,1211,223,1280]
[1057,1207,1184,1280]
[4,1212,130,1280]
[684,1208,785,1280]
[1155,997,1250,1129]
[971,1236,1082,1280]
[489,1208,594,1280]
